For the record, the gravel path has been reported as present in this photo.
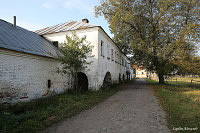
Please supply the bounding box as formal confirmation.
[43,79,170,133]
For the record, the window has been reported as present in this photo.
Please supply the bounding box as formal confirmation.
[48,80,51,88]
[118,54,120,64]
[117,54,119,63]
[120,56,121,65]
[115,52,117,63]
[52,41,58,47]
[111,49,114,61]
[101,40,104,56]
[107,45,110,59]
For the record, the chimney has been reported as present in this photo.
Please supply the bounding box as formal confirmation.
[82,18,89,23]
[13,16,16,27]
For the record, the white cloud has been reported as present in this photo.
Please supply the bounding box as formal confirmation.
[42,2,53,9]
[63,1,73,9]
[63,0,93,13]
[40,0,93,14]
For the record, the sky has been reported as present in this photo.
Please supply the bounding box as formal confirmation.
[0,0,113,37]
[0,0,199,55]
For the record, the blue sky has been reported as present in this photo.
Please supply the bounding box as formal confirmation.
[0,0,113,37]
[0,0,199,55]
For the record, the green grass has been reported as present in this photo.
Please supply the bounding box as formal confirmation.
[147,78,200,133]
[0,83,125,133]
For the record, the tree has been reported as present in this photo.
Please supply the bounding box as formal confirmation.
[176,56,200,76]
[56,32,93,93]
[95,0,200,83]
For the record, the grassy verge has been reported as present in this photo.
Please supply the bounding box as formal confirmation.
[147,79,200,133]
[0,83,126,133]
[166,77,200,86]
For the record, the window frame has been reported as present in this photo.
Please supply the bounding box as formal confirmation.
[100,40,104,57]
[111,49,114,61]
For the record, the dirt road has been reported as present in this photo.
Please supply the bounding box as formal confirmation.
[43,79,170,133]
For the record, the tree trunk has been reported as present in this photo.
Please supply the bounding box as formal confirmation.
[158,73,165,84]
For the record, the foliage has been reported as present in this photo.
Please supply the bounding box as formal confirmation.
[176,56,200,76]
[56,32,93,93]
[0,85,121,133]
[147,79,200,132]
[95,0,200,83]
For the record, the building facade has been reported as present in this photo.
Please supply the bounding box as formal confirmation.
[36,19,133,90]
[132,65,148,78]
[0,18,133,103]
[0,19,70,103]
[132,65,158,79]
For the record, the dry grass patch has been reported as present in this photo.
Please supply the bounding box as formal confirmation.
[147,79,200,133]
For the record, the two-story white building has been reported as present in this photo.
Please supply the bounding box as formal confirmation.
[36,19,133,90]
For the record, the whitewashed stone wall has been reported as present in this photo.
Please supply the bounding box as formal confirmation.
[43,27,133,90]
[43,28,99,90]
[136,69,148,78]
[97,28,133,88]
[0,26,133,103]
[0,48,69,103]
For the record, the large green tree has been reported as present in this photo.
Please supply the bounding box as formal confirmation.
[95,0,200,83]
[56,32,93,93]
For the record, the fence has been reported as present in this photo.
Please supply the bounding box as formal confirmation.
[166,78,200,85]
[191,79,200,84]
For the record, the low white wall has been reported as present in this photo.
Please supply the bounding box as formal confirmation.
[0,48,69,103]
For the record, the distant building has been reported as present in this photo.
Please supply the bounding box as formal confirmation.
[132,65,148,78]
[132,65,158,79]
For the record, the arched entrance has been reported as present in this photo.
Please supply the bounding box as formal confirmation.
[122,74,125,81]
[126,71,130,81]
[103,72,112,88]
[77,72,88,92]
[119,73,121,82]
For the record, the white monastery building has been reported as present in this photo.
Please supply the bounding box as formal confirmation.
[135,67,148,78]
[0,17,133,103]
[132,65,157,79]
